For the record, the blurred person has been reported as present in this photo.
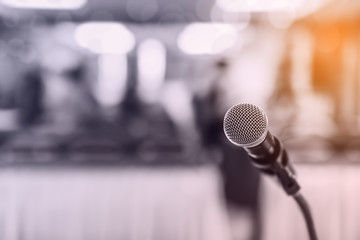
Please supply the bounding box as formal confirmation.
[0,39,101,158]
[191,58,261,240]
[16,67,44,127]
[0,31,43,146]
[38,44,99,135]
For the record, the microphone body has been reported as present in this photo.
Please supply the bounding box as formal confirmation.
[245,131,277,166]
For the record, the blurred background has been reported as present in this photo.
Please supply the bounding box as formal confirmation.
[0,0,357,239]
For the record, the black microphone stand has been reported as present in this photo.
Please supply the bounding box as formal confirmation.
[294,193,318,240]
[271,150,318,240]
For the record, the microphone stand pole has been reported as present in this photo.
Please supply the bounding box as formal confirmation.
[270,151,318,240]
[293,193,318,240]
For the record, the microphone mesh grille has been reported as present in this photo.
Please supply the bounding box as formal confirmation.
[223,103,268,147]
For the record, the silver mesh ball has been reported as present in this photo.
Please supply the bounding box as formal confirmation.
[223,103,268,147]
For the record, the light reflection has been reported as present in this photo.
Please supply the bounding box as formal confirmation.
[211,5,251,29]
[268,10,296,29]
[74,22,135,55]
[177,23,238,55]
[1,0,87,9]
[216,0,333,17]
[137,39,166,104]
[95,54,128,107]
[160,80,194,127]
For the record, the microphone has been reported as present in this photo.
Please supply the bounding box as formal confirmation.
[223,103,300,195]
[223,103,319,240]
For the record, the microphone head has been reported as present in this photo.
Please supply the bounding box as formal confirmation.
[223,103,268,148]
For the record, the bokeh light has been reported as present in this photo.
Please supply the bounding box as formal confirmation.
[1,0,87,9]
[95,54,128,107]
[177,23,238,55]
[74,22,135,55]
[268,10,296,29]
[137,39,166,104]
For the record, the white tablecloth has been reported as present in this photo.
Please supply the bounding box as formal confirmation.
[261,163,360,240]
[0,165,231,240]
